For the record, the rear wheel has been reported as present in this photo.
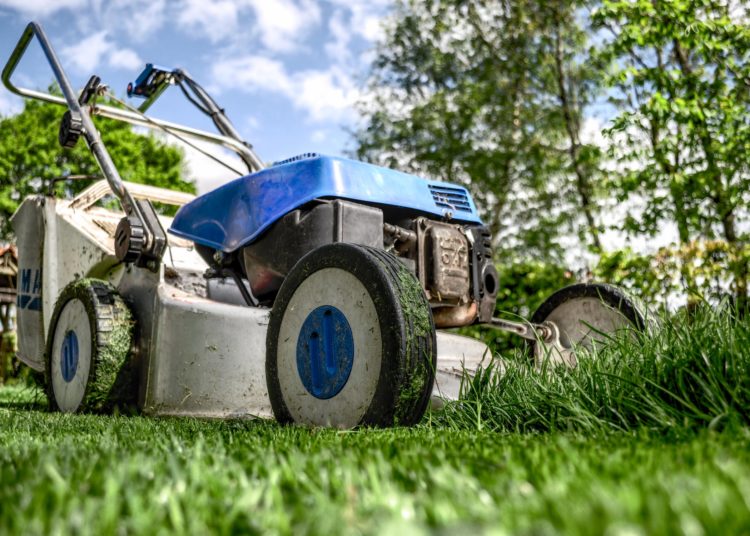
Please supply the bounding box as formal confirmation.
[266,243,436,428]
[530,283,646,366]
[45,279,135,413]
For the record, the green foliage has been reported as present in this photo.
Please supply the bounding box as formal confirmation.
[596,242,750,307]
[492,260,577,321]
[593,0,750,304]
[595,247,672,304]
[0,98,195,238]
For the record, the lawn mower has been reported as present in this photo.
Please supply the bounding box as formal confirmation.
[2,22,645,427]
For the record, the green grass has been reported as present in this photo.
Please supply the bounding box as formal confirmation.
[1,306,749,535]
[440,305,750,433]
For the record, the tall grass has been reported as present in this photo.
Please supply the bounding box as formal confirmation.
[438,305,750,432]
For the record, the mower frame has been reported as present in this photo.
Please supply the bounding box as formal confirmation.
[4,22,492,419]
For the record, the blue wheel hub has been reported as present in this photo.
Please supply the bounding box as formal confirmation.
[61,330,79,383]
[296,306,354,399]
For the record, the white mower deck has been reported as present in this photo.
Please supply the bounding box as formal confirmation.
[13,181,490,418]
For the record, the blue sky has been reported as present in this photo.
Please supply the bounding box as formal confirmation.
[0,0,391,192]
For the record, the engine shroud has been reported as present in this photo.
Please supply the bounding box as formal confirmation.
[169,154,482,253]
[176,154,496,328]
[233,201,497,328]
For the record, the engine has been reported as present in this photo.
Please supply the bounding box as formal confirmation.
[233,199,498,328]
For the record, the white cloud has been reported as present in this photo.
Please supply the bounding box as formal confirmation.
[244,115,259,132]
[178,138,246,194]
[102,0,169,41]
[321,1,389,85]
[325,9,351,64]
[327,0,390,42]
[176,0,239,43]
[212,54,360,123]
[245,0,321,53]
[108,48,142,70]
[147,0,324,52]
[351,8,386,42]
[173,0,380,55]
[60,31,111,73]
[60,30,143,73]
[0,0,168,40]
[0,0,85,17]
[0,91,22,117]
[293,68,359,122]
[212,55,293,94]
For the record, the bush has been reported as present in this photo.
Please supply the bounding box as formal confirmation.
[595,241,750,310]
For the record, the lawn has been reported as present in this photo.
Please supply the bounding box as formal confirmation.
[1,307,749,535]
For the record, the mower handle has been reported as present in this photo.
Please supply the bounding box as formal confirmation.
[1,23,262,174]
[2,22,140,218]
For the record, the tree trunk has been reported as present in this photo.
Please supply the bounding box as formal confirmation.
[672,39,747,310]
[552,10,602,251]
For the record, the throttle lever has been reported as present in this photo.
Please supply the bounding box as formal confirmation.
[58,74,101,149]
[79,75,101,105]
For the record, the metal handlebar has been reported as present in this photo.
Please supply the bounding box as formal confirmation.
[2,23,263,174]
[173,68,264,172]
[2,21,270,267]
[2,22,140,218]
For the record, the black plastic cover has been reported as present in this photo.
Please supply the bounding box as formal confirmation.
[242,199,383,300]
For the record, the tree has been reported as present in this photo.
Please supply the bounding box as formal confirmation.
[545,1,605,251]
[355,0,605,260]
[594,0,750,308]
[0,98,195,238]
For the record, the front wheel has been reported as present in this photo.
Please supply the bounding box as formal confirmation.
[266,243,436,428]
[45,279,135,413]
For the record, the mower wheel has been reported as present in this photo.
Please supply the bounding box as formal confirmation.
[45,279,135,413]
[530,283,646,366]
[266,243,436,428]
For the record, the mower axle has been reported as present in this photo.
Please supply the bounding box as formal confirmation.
[489,317,555,342]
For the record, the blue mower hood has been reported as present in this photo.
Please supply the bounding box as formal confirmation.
[169,154,482,253]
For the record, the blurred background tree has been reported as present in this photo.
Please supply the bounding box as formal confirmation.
[356,0,750,319]
[593,0,750,309]
[355,0,605,263]
[0,97,194,240]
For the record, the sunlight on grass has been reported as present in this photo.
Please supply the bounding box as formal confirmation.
[0,306,749,534]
